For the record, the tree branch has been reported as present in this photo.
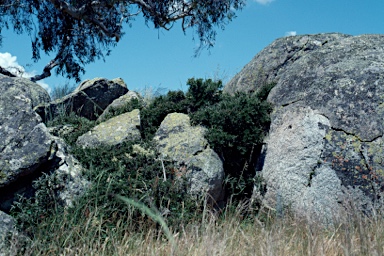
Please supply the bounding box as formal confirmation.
[0,66,17,78]
[30,34,70,82]
[48,0,121,41]
[30,60,59,82]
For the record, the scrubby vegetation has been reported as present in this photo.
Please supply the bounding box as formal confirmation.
[10,77,384,255]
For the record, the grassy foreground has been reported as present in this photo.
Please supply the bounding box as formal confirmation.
[6,202,384,256]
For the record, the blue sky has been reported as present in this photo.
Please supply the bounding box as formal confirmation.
[1,0,384,94]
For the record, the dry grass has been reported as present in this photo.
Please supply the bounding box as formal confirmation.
[7,202,384,256]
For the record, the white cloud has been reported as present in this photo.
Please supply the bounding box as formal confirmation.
[254,0,275,5]
[285,31,297,37]
[0,52,51,94]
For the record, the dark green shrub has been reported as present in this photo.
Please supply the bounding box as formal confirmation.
[185,78,223,112]
[191,83,274,199]
[11,140,203,240]
[46,112,96,146]
[140,90,189,140]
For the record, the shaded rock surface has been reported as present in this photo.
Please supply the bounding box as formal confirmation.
[97,91,140,122]
[0,77,88,212]
[153,113,224,203]
[76,109,141,148]
[225,33,384,222]
[35,77,128,121]
[0,79,53,188]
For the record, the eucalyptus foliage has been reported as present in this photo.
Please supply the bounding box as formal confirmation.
[0,0,245,81]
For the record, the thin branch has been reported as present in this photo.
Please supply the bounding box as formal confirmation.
[48,0,120,41]
[0,66,17,78]
[30,35,70,82]
[30,59,59,82]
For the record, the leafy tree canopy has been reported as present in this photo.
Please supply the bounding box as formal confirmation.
[0,0,245,82]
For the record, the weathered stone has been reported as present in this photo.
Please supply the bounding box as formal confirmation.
[225,33,384,222]
[0,78,88,212]
[225,33,352,94]
[97,91,141,122]
[0,75,50,108]
[35,77,128,121]
[153,113,224,203]
[76,109,141,148]
[51,138,90,207]
[0,94,54,188]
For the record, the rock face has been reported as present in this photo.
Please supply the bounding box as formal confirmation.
[35,77,128,121]
[0,77,51,188]
[0,75,51,107]
[76,109,141,148]
[97,91,140,122]
[153,113,224,203]
[0,76,88,212]
[225,33,384,222]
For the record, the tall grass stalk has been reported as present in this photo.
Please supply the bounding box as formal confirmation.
[115,195,176,250]
[6,200,384,255]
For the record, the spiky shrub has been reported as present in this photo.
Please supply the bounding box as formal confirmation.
[140,90,189,139]
[185,78,223,112]
[191,83,274,200]
[46,112,96,145]
[10,140,203,245]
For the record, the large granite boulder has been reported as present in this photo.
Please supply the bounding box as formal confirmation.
[35,77,128,121]
[0,75,51,107]
[0,76,88,212]
[153,113,224,203]
[76,109,141,148]
[225,33,384,223]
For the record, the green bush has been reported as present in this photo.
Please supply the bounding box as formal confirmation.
[191,83,274,199]
[11,78,274,246]
[11,140,203,239]
[140,90,189,140]
[185,78,223,112]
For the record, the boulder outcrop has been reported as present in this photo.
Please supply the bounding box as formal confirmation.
[0,76,88,212]
[153,113,224,203]
[35,77,128,121]
[76,109,141,148]
[226,33,384,222]
[97,91,140,122]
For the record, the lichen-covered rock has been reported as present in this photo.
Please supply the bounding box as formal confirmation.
[0,78,88,212]
[35,77,128,121]
[153,113,224,203]
[76,109,141,148]
[0,75,50,107]
[0,94,54,188]
[261,105,343,222]
[97,91,141,122]
[224,33,352,94]
[225,33,384,223]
